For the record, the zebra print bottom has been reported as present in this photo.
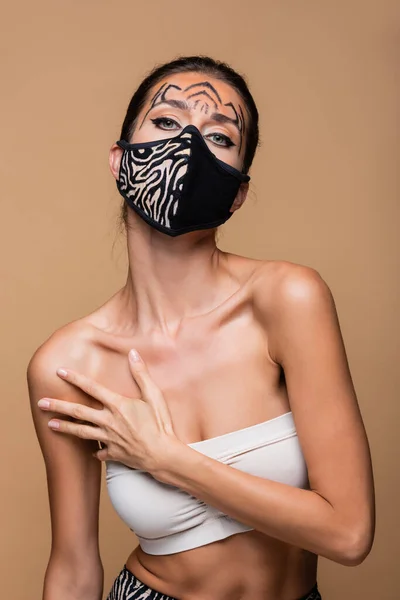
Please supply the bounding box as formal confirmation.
[106,565,177,599]
[106,564,322,599]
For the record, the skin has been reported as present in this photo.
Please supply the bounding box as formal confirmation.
[28,72,375,600]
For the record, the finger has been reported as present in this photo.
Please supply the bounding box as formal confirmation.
[92,447,109,461]
[56,368,120,408]
[128,349,174,434]
[48,418,107,442]
[38,397,107,426]
[128,349,162,400]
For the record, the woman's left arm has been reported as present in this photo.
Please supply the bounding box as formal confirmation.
[159,265,376,567]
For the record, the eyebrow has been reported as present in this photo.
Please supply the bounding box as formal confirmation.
[146,99,242,135]
[209,111,240,132]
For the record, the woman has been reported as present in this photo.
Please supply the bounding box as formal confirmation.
[28,56,375,600]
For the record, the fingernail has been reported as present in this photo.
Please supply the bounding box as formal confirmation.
[57,368,68,377]
[38,399,50,408]
[48,420,59,428]
[129,349,140,362]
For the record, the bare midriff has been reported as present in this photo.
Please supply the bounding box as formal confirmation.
[125,532,318,600]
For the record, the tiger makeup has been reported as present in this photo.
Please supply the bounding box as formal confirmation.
[114,74,250,237]
[137,79,246,157]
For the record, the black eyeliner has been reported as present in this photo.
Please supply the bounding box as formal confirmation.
[206,133,236,148]
[150,116,180,129]
[151,117,235,148]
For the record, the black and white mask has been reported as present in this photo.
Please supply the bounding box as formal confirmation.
[116,124,250,237]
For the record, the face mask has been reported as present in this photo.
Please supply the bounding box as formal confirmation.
[115,124,250,237]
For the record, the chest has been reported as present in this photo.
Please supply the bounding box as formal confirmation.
[98,303,286,443]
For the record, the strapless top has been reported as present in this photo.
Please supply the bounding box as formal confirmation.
[105,410,309,555]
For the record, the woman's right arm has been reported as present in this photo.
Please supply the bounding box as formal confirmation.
[27,330,104,600]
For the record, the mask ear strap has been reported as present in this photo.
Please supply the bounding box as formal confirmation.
[116,140,129,150]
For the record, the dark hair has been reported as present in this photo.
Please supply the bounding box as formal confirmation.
[117,55,260,230]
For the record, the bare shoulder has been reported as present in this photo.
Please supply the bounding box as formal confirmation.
[27,317,103,463]
[27,318,99,391]
[251,259,331,341]
[27,318,104,457]
[251,258,327,300]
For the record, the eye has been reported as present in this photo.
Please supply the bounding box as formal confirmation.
[150,117,180,130]
[206,132,235,148]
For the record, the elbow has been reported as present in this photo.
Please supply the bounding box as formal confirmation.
[45,553,104,597]
[337,527,375,567]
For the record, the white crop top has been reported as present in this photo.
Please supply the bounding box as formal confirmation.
[105,410,309,555]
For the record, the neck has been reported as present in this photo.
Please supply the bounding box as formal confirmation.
[117,215,228,337]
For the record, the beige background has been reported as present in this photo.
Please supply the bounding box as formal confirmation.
[1,1,398,598]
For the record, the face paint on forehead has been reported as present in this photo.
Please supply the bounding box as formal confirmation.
[138,80,246,155]
[184,81,222,103]
[184,81,221,110]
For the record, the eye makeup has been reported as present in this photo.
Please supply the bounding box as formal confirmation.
[150,116,236,148]
[150,116,180,130]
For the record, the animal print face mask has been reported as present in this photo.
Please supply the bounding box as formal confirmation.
[115,124,250,237]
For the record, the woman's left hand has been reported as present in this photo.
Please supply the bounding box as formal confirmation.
[37,349,182,478]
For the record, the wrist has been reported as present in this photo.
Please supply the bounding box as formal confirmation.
[152,438,199,486]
